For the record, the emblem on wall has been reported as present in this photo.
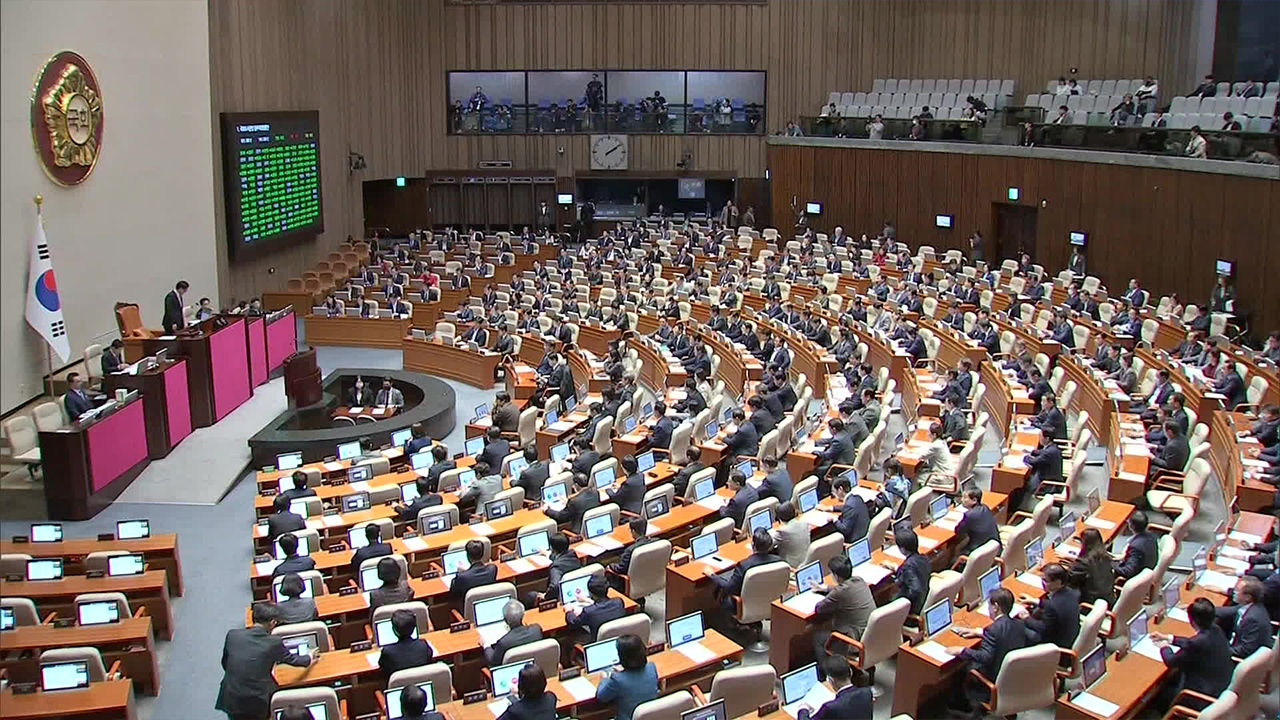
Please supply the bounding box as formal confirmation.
[31,51,104,186]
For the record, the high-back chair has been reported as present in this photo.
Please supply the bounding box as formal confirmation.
[667,422,693,462]
[740,497,779,530]
[371,601,431,639]
[73,592,139,623]
[632,691,696,720]
[0,598,41,626]
[417,504,460,534]
[707,665,778,718]
[731,561,792,651]
[269,688,341,720]
[272,621,333,652]
[904,487,932,527]
[867,507,893,549]
[461,582,516,625]
[699,518,735,546]
[998,520,1034,576]
[1058,600,1108,683]
[597,614,651,644]
[953,540,1002,606]
[642,484,675,520]
[1105,569,1154,647]
[581,503,620,535]
[1146,535,1179,602]
[970,643,1061,717]
[500,637,560,676]
[803,532,844,569]
[827,597,911,680]
[614,539,671,600]
[83,550,133,574]
[683,467,717,499]
[39,647,115,682]
[1,554,33,577]
[1,415,42,478]
[591,417,614,455]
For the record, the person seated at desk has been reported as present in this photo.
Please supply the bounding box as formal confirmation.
[1212,357,1248,409]
[1135,369,1175,418]
[955,487,1001,557]
[721,408,760,458]
[414,444,453,493]
[1215,576,1274,658]
[63,372,103,421]
[608,517,656,591]
[567,574,626,641]
[1024,368,1050,413]
[944,588,1030,716]
[461,317,489,346]
[544,472,600,533]
[673,377,707,417]
[1261,330,1280,364]
[1148,420,1190,480]
[647,402,673,449]
[1029,391,1067,440]
[271,532,315,579]
[806,555,876,681]
[367,556,414,617]
[858,388,881,433]
[1115,511,1158,580]
[745,394,777,436]
[940,395,970,443]
[194,296,215,321]
[478,426,510,471]
[704,527,783,613]
[1019,564,1080,656]
[215,601,316,720]
[395,476,443,522]
[378,608,435,680]
[1011,431,1062,511]
[275,573,318,624]
[669,447,707,497]
[771,502,811,569]
[566,435,600,477]
[496,663,556,720]
[606,455,646,515]
[458,460,503,522]
[276,471,317,505]
[346,376,375,407]
[885,528,931,615]
[267,494,306,539]
[814,417,860,488]
[1107,351,1138,395]
[831,476,870,543]
[376,378,404,408]
[453,298,476,324]
[796,659,874,720]
[917,421,958,492]
[349,523,393,572]
[101,339,126,374]
[511,446,549,499]
[449,539,498,604]
[1148,598,1234,712]
[1068,528,1117,607]
[450,270,471,290]
[757,455,793,505]
[970,316,999,355]
[595,633,659,720]
[720,470,760,527]
[485,599,544,668]
[523,532,581,610]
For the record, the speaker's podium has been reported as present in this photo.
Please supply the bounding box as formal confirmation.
[284,349,322,408]
[140,315,252,428]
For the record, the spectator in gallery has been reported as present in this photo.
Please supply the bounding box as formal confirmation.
[468,86,488,112]
[1051,105,1071,124]
[785,120,803,137]
[918,105,934,120]
[1222,112,1242,131]
[1185,125,1207,158]
[1054,76,1070,95]
[1236,79,1262,98]
[867,114,885,140]
[909,116,926,140]
[1191,74,1217,98]
[1066,78,1082,95]
[1019,120,1035,146]
[742,205,756,228]
[585,74,604,112]
[1109,93,1138,126]
[1135,76,1159,113]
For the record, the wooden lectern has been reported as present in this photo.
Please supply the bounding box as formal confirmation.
[284,348,321,407]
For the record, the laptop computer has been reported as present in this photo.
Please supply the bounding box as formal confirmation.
[623,415,638,434]
[560,574,591,605]
[0,607,14,631]
[464,436,485,457]
[485,497,513,520]
[360,565,384,591]
[348,465,373,485]
[420,512,452,536]
[337,441,362,461]
[798,488,819,513]
[274,576,314,601]
[1025,537,1044,568]
[795,560,823,591]
[399,481,421,504]
[1077,643,1107,694]
[390,428,413,448]
[735,459,754,478]
[564,396,578,414]
[374,616,418,647]
[508,457,529,479]
[636,450,655,473]
[747,509,772,534]
[517,530,550,557]
[276,452,303,471]
[30,523,62,543]
[682,699,727,720]
[441,549,469,575]
[490,659,533,697]
[779,662,825,709]
[923,598,954,637]
[116,519,150,540]
[929,496,950,522]
[474,403,490,420]
[40,660,89,691]
[691,478,715,502]
[593,467,615,489]
[385,682,435,719]
[645,496,670,518]
[77,600,120,626]
[542,482,568,506]
[342,491,370,513]
[550,441,570,462]
[281,631,319,657]
[690,533,719,561]
[107,553,145,577]
[274,703,327,720]
[666,611,705,649]
[584,637,621,673]
[978,566,1002,606]
[26,558,63,581]
[1128,610,1149,647]
[584,513,613,539]
[545,409,560,426]
[846,537,871,567]
[705,420,719,438]
[409,451,431,473]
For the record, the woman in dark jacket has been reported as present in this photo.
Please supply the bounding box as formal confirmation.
[498,663,557,720]
[1069,528,1117,607]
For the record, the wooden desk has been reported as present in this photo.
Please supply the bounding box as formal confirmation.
[0,571,172,641]
[890,608,988,717]
[0,679,135,720]
[100,359,193,460]
[303,314,410,349]
[0,534,184,598]
[331,405,398,421]
[403,337,501,388]
[1053,649,1168,720]
[0,617,159,696]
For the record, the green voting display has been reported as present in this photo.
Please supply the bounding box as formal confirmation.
[221,110,323,259]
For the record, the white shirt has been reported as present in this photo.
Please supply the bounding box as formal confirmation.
[1136,82,1158,98]
[1186,134,1207,158]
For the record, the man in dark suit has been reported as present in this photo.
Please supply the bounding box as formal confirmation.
[478,427,511,471]
[954,488,1001,557]
[1026,368,1051,413]
[378,608,435,679]
[746,395,778,435]
[549,356,575,402]
[1213,363,1247,409]
[568,436,600,477]
[484,600,543,666]
[271,532,315,579]
[670,447,707,497]
[63,372,97,421]
[349,523,393,572]
[607,518,656,591]
[798,660,874,720]
[941,395,970,442]
[673,379,706,416]
[276,471,317,504]
[831,477,870,543]
[162,280,189,334]
[648,402,673,449]
[543,472,600,534]
[758,455,793,504]
[606,455,646,515]
[1216,576,1274,658]
[1030,392,1067,440]
[946,588,1030,713]
[266,494,306,540]
[101,340,126,374]
[1149,598,1234,712]
[512,447,549,499]
[888,529,931,614]
[421,445,455,493]
[705,528,783,612]
[805,554,876,675]
[722,408,760,458]
[1013,432,1063,511]
[565,574,626,641]
[395,476,443,522]
[1149,421,1190,478]
[719,472,759,527]
[450,539,498,603]
[1115,511,1158,580]
[215,602,315,720]
[773,376,798,413]
[814,418,859,489]
[1021,564,1080,654]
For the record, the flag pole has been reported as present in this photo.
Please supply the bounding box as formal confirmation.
[34,194,56,394]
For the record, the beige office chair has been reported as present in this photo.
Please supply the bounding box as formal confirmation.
[998,520,1034,577]
[1058,600,1107,685]
[271,570,326,600]
[613,539,671,601]
[1164,690,1236,720]
[1147,458,1210,519]
[949,539,1001,606]
[32,402,63,432]
[802,532,844,569]
[500,638,560,676]
[739,497,779,531]
[516,518,557,539]
[999,495,1054,546]
[417,503,460,534]
[446,536,491,560]
[287,497,323,518]
[2,415,42,478]
[683,467,717,499]
[358,554,408,591]
[382,663,453,710]
[83,550,133,574]
[596,614,651,644]
[40,647,118,682]
[827,597,911,684]
[706,665,777,718]
[491,487,525,512]
[867,507,893,550]
[969,643,1061,717]
[353,456,391,477]
[0,597,41,626]
[666,422,693,463]
[272,621,333,652]
[370,601,431,641]
[73,592,141,623]
[456,581,517,625]
[633,690,696,720]
[904,487,932,527]
[730,561,791,652]
[699,518,736,547]
[1146,535,1180,602]
[297,467,323,488]
[1104,568,1154,648]
[517,408,539,448]
[270,688,341,720]
[1,553,33,577]
[1227,647,1271,720]
[436,468,466,493]
[591,418,614,455]
[1149,507,1194,545]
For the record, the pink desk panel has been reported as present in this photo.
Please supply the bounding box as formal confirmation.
[85,399,148,492]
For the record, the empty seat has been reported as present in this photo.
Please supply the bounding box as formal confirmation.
[959,78,974,96]
[908,79,923,93]
[884,79,898,93]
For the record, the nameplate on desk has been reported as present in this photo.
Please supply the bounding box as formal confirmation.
[468,516,485,525]
[463,690,487,705]
[10,536,27,544]
[422,570,441,580]
[450,621,472,632]
[97,533,114,542]
[672,554,690,567]
[329,478,348,486]
[9,683,36,695]
[350,640,373,653]
[327,543,346,553]
[403,531,420,539]
[558,667,581,681]
[253,554,272,564]
[85,570,106,579]
[5,574,22,582]
[647,642,665,655]
[53,618,75,628]
[758,700,780,716]
[353,713,381,720]
[338,586,359,596]
[538,599,559,612]
[499,552,517,562]
[323,509,340,517]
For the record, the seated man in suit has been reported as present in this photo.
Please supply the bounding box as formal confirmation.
[813,418,859,491]
[484,600,543,667]
[568,436,600,477]
[954,488,1001,558]
[63,372,101,421]
[458,461,503,522]
[1148,420,1190,479]
[1029,391,1067,440]
[378,608,435,679]
[543,472,600,534]
[1148,598,1234,712]
[101,340,126,375]
[277,470,317,504]
[945,588,1030,714]
[395,476,443,522]
[758,455,793,505]
[478,427,511,471]
[376,377,405,408]
[420,444,455,493]
[746,395,777,435]
[267,494,306,540]
[804,555,876,680]
[673,377,707,416]
[670,447,707,497]
[606,455,646,515]
[565,574,626,641]
[721,408,760,458]
[1011,431,1062,512]
[1115,511,1158,580]
[349,523,393,572]
[1212,358,1247,409]
[491,392,519,433]
[607,518,656,591]
[512,446,550,500]
[719,471,759,527]
[797,660,873,720]
[1215,576,1274,658]
[450,539,498,603]
[886,528,931,615]
[830,476,870,543]
[271,532,315,579]
[940,395,970,442]
[647,402,674,449]
[704,528,783,613]
[1019,564,1080,656]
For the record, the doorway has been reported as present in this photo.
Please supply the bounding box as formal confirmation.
[992,203,1038,263]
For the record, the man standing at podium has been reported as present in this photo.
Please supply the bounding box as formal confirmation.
[163,280,189,334]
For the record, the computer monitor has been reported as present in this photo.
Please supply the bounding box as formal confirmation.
[116,519,150,540]
[274,703,327,720]
[642,402,653,416]
[935,214,954,228]
[473,595,509,627]
[474,403,489,420]
[491,659,533,697]
[107,554,145,577]
[545,409,559,426]
[1025,537,1044,568]
[779,662,820,706]
[846,537,871,567]
[584,513,613,539]
[593,467,615,489]
[337,441,362,460]
[1162,579,1180,610]
[281,631,319,657]
[1128,610,1148,646]
[399,481,420,504]
[795,561,823,591]
[1080,643,1107,689]
[542,482,567,505]
[347,525,374,550]
[564,396,578,413]
[924,598,953,637]
[692,478,714,501]
[735,459,754,478]
[550,441,570,462]
[274,537,310,560]
[420,512,452,535]
[690,532,718,560]
[1086,489,1101,515]
[636,450,655,473]
[1069,231,1087,247]
[360,564,384,590]
[517,530,550,557]
[391,428,413,448]
[464,436,485,456]
[26,558,63,581]
[747,509,772,534]
[1215,259,1235,277]
[645,495,670,518]
[30,523,62,543]
[385,682,435,719]
[40,661,89,691]
[508,457,529,479]
[274,577,314,602]
[797,488,819,513]
[929,495,950,521]
[410,451,431,471]
[666,611,705,649]
[1057,511,1076,539]
[682,699,728,720]
[276,452,303,471]
[805,202,822,215]
[342,491,370,513]
[623,415,638,434]
[77,600,120,626]
[456,468,477,488]
[441,549,469,575]
[485,498,513,520]
[348,465,372,484]
[584,637,621,673]
[560,574,591,605]
[978,566,1001,603]
[705,420,718,438]
[0,607,14,631]
[279,474,301,494]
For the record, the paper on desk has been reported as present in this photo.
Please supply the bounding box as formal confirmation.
[402,536,428,552]
[324,461,345,472]
[364,650,381,668]
[349,481,371,493]
[1084,517,1116,531]
[1243,458,1269,469]
[305,517,325,530]
[883,545,906,560]
[322,514,344,528]
[576,541,606,558]
[1002,454,1026,469]
[487,698,510,718]
[852,486,880,502]
[1122,443,1151,458]
[477,622,509,648]
[506,558,536,574]
[255,559,282,577]
[441,574,455,589]
[1229,530,1265,544]
[802,510,832,527]
[933,518,959,532]
[349,407,364,414]
[1218,545,1252,559]
[526,554,551,568]
[1198,570,1237,593]
[1167,607,1190,623]
[782,682,836,719]
[783,591,825,614]
[918,536,940,553]
[1072,692,1120,718]
[594,536,624,551]
[470,522,496,536]
[697,495,728,510]
[915,640,958,664]
[701,555,735,571]
[1117,471,1147,483]
[1017,572,1045,589]
[562,676,598,701]
[851,563,893,585]
[1130,636,1170,661]
[674,640,716,665]
[1213,556,1250,572]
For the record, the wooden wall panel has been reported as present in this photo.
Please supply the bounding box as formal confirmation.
[211,0,1208,302]
[769,143,1280,334]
